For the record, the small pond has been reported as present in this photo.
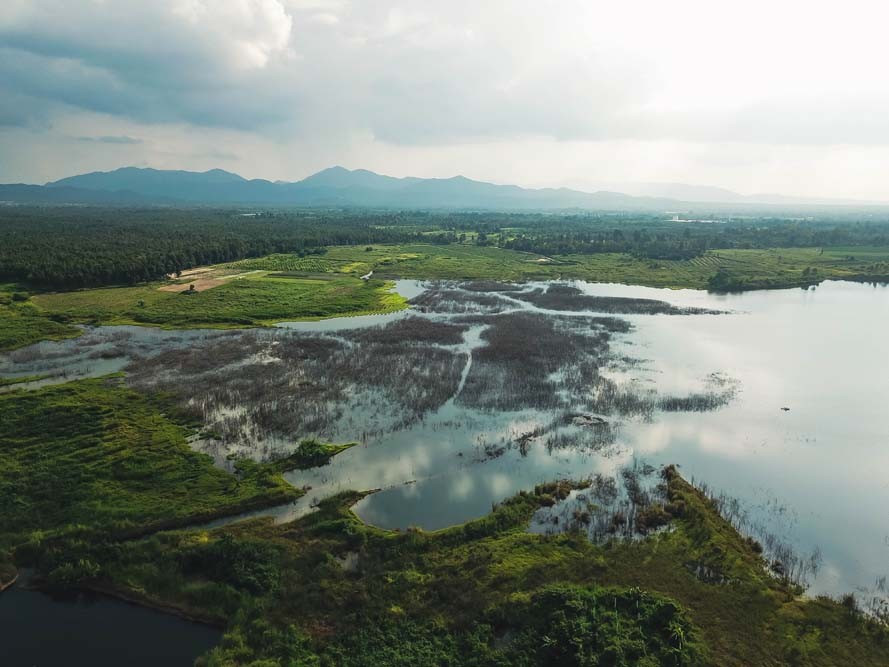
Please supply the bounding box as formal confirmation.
[0,583,221,666]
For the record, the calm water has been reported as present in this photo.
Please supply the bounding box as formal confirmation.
[284,280,889,598]
[0,584,221,666]
[3,279,888,602]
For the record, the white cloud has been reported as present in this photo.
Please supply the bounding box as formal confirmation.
[2,0,889,197]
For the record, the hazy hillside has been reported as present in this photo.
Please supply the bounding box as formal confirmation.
[35,166,675,210]
[0,166,884,212]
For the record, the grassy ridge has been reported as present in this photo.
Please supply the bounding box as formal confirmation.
[0,373,51,387]
[0,272,406,351]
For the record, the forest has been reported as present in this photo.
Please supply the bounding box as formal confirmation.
[2,205,889,288]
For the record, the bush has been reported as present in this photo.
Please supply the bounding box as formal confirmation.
[46,558,101,587]
[181,534,282,594]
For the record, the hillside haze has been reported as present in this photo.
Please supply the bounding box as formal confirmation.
[0,166,883,211]
[39,166,672,210]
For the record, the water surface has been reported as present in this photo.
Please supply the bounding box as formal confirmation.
[0,585,221,666]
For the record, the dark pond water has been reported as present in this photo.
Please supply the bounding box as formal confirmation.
[0,584,221,666]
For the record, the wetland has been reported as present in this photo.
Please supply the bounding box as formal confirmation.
[2,268,889,664]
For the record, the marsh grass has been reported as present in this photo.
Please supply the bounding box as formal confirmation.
[125,326,468,457]
[514,284,721,315]
[410,288,516,314]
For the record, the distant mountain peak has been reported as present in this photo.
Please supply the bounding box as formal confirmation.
[13,165,884,210]
[46,166,246,198]
[298,166,411,191]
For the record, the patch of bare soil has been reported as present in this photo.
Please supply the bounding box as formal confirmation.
[158,278,225,293]
[175,266,214,279]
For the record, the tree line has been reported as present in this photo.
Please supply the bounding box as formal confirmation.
[2,205,888,288]
[0,207,429,287]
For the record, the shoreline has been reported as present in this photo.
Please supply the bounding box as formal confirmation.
[0,572,18,593]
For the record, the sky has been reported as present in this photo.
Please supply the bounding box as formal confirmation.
[2,0,889,199]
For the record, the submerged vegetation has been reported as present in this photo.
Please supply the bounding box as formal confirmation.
[511,284,719,314]
[95,284,732,460]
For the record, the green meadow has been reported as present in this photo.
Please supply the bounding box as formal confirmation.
[230,243,889,289]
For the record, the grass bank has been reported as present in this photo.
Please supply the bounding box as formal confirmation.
[0,272,406,352]
[0,288,80,351]
[37,469,889,666]
[31,274,406,329]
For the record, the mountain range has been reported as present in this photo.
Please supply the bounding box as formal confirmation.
[0,166,884,211]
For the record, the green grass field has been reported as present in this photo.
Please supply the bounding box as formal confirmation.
[0,290,80,351]
[229,243,889,289]
[31,274,406,329]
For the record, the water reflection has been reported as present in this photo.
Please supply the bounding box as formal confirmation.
[2,279,888,602]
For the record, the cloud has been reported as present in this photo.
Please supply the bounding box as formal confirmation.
[0,1,298,128]
[76,135,143,144]
[3,1,889,197]
[3,0,889,147]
